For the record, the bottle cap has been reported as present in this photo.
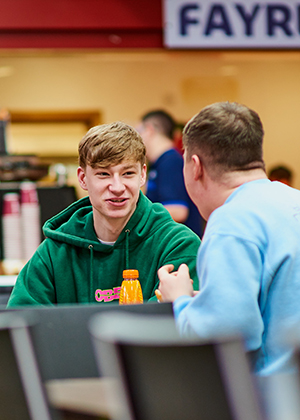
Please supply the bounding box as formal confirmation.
[123,269,139,279]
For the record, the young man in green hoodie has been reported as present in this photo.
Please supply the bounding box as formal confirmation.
[7,121,200,306]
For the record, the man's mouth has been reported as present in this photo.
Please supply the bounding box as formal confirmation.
[108,198,127,203]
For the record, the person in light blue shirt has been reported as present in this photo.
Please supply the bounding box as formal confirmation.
[157,101,300,376]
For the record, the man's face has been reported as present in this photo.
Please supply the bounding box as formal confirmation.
[184,151,211,221]
[183,150,207,219]
[183,151,195,203]
[78,160,147,225]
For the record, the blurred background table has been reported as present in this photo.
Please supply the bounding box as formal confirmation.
[46,377,117,420]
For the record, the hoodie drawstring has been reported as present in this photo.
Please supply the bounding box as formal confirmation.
[88,244,94,301]
[125,229,130,269]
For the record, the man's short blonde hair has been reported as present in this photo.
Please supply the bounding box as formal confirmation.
[78,121,146,169]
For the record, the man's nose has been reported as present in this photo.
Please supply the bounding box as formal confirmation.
[109,175,125,193]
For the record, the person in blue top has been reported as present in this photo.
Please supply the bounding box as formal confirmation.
[157,101,300,376]
[138,109,205,238]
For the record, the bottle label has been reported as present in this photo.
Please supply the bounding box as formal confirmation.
[119,280,143,305]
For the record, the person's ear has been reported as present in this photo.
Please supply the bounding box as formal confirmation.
[191,155,203,181]
[77,166,88,191]
[140,163,147,187]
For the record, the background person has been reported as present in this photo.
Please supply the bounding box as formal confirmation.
[157,102,300,376]
[7,121,200,306]
[138,109,205,238]
[268,164,293,186]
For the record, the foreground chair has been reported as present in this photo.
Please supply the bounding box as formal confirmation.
[0,312,60,420]
[89,312,264,420]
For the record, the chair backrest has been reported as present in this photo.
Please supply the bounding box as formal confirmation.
[0,313,60,420]
[89,311,264,420]
[5,301,173,380]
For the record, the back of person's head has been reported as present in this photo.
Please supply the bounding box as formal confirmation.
[78,121,146,169]
[141,110,176,140]
[268,165,293,185]
[182,102,265,179]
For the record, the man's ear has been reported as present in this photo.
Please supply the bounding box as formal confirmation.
[77,166,88,191]
[140,163,147,188]
[191,154,203,181]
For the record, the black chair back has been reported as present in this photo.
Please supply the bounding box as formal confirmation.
[90,311,264,420]
[0,312,60,420]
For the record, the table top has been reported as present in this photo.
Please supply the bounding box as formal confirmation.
[46,377,118,418]
[0,275,16,287]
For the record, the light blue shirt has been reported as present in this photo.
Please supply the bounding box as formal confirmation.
[174,179,300,375]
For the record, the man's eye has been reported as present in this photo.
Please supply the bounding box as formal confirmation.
[124,171,135,176]
[97,172,109,177]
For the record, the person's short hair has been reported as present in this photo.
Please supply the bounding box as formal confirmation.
[182,102,265,179]
[78,121,146,168]
[268,165,293,183]
[141,110,176,139]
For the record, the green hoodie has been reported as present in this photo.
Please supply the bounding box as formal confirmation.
[7,192,201,306]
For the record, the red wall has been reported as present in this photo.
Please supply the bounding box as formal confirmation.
[0,0,163,48]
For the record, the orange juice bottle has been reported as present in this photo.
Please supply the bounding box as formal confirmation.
[119,269,143,304]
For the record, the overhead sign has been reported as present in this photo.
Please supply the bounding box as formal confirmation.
[163,0,300,48]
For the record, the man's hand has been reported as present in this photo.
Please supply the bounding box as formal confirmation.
[157,263,194,302]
